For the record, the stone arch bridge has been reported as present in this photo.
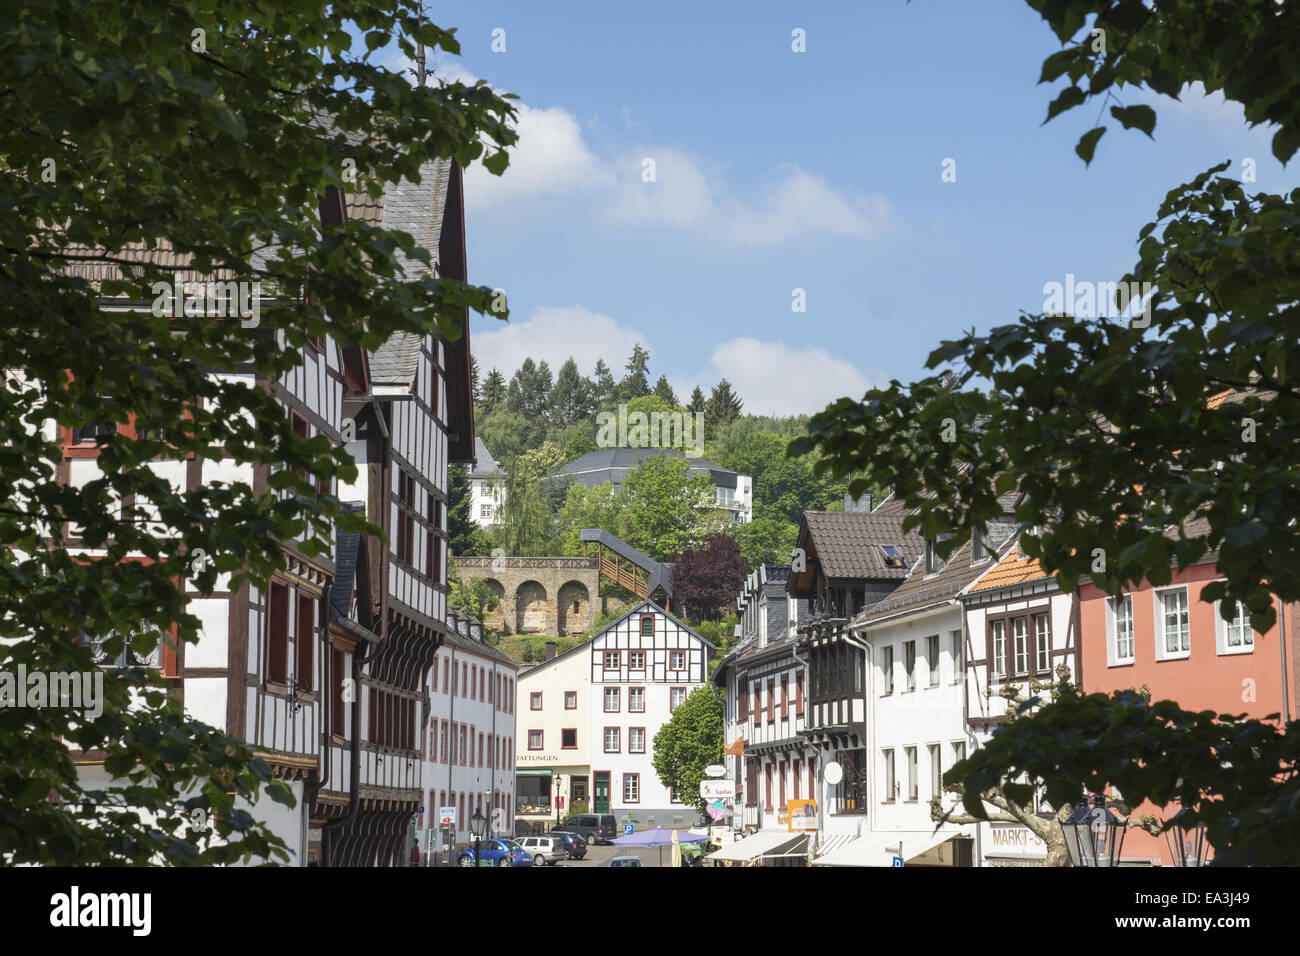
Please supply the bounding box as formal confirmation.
[452,556,601,636]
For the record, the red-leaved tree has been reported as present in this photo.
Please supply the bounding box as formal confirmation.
[670,534,748,621]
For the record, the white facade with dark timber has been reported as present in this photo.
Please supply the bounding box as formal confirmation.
[587,601,714,826]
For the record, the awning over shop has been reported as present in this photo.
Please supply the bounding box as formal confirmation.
[813,829,961,867]
[710,829,810,863]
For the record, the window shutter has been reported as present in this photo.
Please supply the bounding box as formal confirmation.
[781,679,789,718]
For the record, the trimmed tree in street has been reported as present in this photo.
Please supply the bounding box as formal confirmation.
[652,687,724,818]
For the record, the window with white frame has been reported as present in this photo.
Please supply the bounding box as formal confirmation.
[904,640,916,692]
[604,727,620,752]
[603,651,620,670]
[629,727,645,753]
[990,620,1006,679]
[604,687,620,712]
[926,635,940,687]
[1157,588,1191,657]
[628,650,645,670]
[882,749,896,803]
[1012,617,1028,675]
[479,504,492,519]
[529,692,542,710]
[623,774,640,802]
[1110,594,1134,664]
[881,645,894,695]
[950,630,962,684]
[1217,598,1254,654]
[670,650,685,670]
[929,744,942,799]
[527,730,542,750]
[1034,613,1050,673]
[629,686,645,712]
[952,740,966,763]
[564,691,577,709]
[670,687,686,711]
[905,746,918,801]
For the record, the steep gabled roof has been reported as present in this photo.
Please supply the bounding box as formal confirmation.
[856,536,1012,625]
[799,510,923,581]
[468,437,504,478]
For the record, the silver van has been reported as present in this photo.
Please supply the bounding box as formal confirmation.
[517,835,566,866]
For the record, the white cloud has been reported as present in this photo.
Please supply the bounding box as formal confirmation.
[472,305,647,378]
[677,338,881,417]
[424,56,893,247]
[1156,81,1251,134]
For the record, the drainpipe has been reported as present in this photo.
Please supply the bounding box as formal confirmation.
[445,643,457,859]
[842,629,873,835]
[960,596,981,868]
[1278,595,1290,721]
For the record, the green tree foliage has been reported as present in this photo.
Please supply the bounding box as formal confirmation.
[480,367,507,414]
[724,432,845,525]
[493,443,566,556]
[618,456,721,562]
[686,385,707,415]
[732,516,799,570]
[794,2,1300,632]
[670,534,749,621]
[448,575,501,620]
[0,1,516,864]
[653,375,678,406]
[554,482,623,555]
[705,379,744,440]
[549,357,597,429]
[470,355,481,403]
[447,463,492,557]
[652,687,723,818]
[944,688,1300,867]
[476,406,534,464]
[592,358,617,406]
[618,344,652,403]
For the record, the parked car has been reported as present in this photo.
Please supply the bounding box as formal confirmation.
[456,839,532,868]
[555,813,618,846]
[547,830,587,860]
[517,835,567,867]
[608,855,643,867]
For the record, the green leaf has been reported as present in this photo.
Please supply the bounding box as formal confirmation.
[1109,104,1157,138]
[1043,85,1086,124]
[1075,126,1106,165]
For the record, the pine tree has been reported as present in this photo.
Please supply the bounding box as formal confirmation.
[549,357,597,429]
[618,343,652,402]
[592,358,617,406]
[686,385,707,414]
[705,379,743,440]
[653,374,678,406]
[470,355,481,403]
[506,357,553,420]
[481,368,507,414]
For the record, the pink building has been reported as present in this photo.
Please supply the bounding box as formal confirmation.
[1079,556,1298,864]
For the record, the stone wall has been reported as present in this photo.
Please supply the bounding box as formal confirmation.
[453,556,601,637]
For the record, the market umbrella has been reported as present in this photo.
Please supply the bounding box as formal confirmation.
[611,827,709,867]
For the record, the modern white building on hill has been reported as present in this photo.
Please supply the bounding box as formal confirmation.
[467,437,505,528]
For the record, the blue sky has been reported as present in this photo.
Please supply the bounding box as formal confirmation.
[383,0,1291,415]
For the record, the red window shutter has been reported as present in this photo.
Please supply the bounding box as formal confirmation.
[765,764,773,811]
[793,760,802,800]
[267,582,289,684]
[808,757,817,799]
[781,679,789,718]
[796,673,805,716]
[767,680,775,722]
[295,594,314,692]
[331,648,345,736]
[779,761,787,809]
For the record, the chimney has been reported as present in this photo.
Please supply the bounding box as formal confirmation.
[545,641,557,660]
[843,492,872,513]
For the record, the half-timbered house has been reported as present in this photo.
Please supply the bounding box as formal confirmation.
[786,498,921,844]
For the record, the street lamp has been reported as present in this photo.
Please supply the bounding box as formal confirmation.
[471,807,487,867]
[1164,804,1208,867]
[1060,794,1126,867]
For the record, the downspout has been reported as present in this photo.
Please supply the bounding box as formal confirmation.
[960,595,981,868]
[842,628,873,837]
[1278,595,1290,722]
[446,642,457,857]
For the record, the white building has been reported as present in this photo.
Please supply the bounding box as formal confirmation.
[422,610,519,862]
[589,600,715,826]
[956,534,1077,866]
[467,437,504,528]
[552,448,753,525]
[512,639,594,836]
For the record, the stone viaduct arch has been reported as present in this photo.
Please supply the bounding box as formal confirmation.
[452,556,602,637]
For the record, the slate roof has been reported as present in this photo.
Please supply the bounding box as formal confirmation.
[555,447,738,490]
[367,158,453,392]
[468,437,504,478]
[801,510,923,581]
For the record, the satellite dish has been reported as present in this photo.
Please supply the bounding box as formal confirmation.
[823,761,843,785]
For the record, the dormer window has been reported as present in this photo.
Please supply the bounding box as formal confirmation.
[925,533,955,575]
[879,545,905,568]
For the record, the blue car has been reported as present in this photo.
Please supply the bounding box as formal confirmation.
[457,838,532,868]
